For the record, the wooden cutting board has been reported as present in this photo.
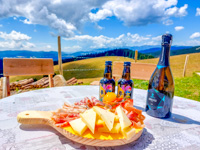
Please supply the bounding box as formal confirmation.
[17,111,143,147]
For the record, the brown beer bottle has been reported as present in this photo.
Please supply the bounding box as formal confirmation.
[99,61,115,101]
[117,62,134,99]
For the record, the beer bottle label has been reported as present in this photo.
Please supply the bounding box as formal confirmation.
[118,85,132,99]
[147,88,172,117]
[99,85,105,101]
[118,85,124,98]
[99,84,113,101]
[125,85,132,98]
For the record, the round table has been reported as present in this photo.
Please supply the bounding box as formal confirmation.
[0,86,200,150]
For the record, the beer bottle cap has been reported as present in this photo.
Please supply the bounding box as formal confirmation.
[124,62,131,66]
[105,61,112,65]
[162,34,172,45]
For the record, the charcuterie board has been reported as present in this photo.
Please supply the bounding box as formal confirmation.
[17,110,143,147]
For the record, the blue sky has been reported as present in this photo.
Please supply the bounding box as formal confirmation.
[0,0,200,52]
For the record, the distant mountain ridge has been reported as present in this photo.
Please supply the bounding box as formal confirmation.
[0,45,193,60]
[138,46,192,54]
[145,46,200,57]
[0,45,199,77]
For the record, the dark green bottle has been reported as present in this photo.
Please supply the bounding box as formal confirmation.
[145,34,174,118]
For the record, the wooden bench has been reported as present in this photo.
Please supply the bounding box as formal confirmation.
[3,58,54,97]
[113,61,156,81]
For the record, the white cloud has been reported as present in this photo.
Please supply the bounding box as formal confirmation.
[0,0,188,37]
[22,42,36,49]
[196,8,200,16]
[165,4,188,17]
[0,0,106,37]
[22,19,32,24]
[152,35,162,41]
[163,19,173,26]
[89,9,112,22]
[89,0,188,26]
[0,30,34,50]
[13,16,17,20]
[190,32,200,39]
[63,33,158,51]
[95,23,104,30]
[175,26,184,31]
[64,45,82,52]
[0,41,35,49]
[46,45,52,49]
[0,30,31,41]
[0,24,3,27]
[184,40,200,46]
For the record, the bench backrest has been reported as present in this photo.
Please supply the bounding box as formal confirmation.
[113,61,156,81]
[3,58,54,97]
[3,58,54,76]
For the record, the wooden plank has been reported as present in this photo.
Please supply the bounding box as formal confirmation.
[135,50,138,63]
[58,36,63,75]
[17,110,143,147]
[183,55,189,77]
[3,58,54,76]
[113,61,156,81]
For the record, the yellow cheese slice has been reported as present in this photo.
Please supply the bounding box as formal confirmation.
[121,127,136,140]
[69,118,87,135]
[114,115,119,122]
[93,106,115,131]
[98,123,121,133]
[116,106,132,130]
[63,126,142,140]
[80,109,96,134]
[96,119,105,127]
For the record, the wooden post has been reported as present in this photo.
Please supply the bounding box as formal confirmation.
[49,74,54,87]
[135,50,138,63]
[58,36,63,75]
[2,76,9,97]
[183,55,189,77]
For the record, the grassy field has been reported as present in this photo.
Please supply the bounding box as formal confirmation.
[10,53,200,101]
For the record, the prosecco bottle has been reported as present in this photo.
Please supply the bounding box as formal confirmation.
[145,34,174,118]
[99,61,115,101]
[117,62,134,99]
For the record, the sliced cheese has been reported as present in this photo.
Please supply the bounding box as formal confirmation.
[93,106,115,131]
[121,127,136,140]
[96,119,105,128]
[80,109,96,134]
[116,106,132,130]
[98,123,121,133]
[114,115,119,123]
[69,118,87,135]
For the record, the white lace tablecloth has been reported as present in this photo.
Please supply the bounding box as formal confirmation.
[0,86,200,150]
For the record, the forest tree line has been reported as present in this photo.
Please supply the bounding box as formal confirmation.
[54,49,154,65]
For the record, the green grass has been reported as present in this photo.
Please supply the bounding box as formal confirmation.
[174,73,200,101]
[128,74,200,101]
[77,74,200,101]
[133,79,149,90]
